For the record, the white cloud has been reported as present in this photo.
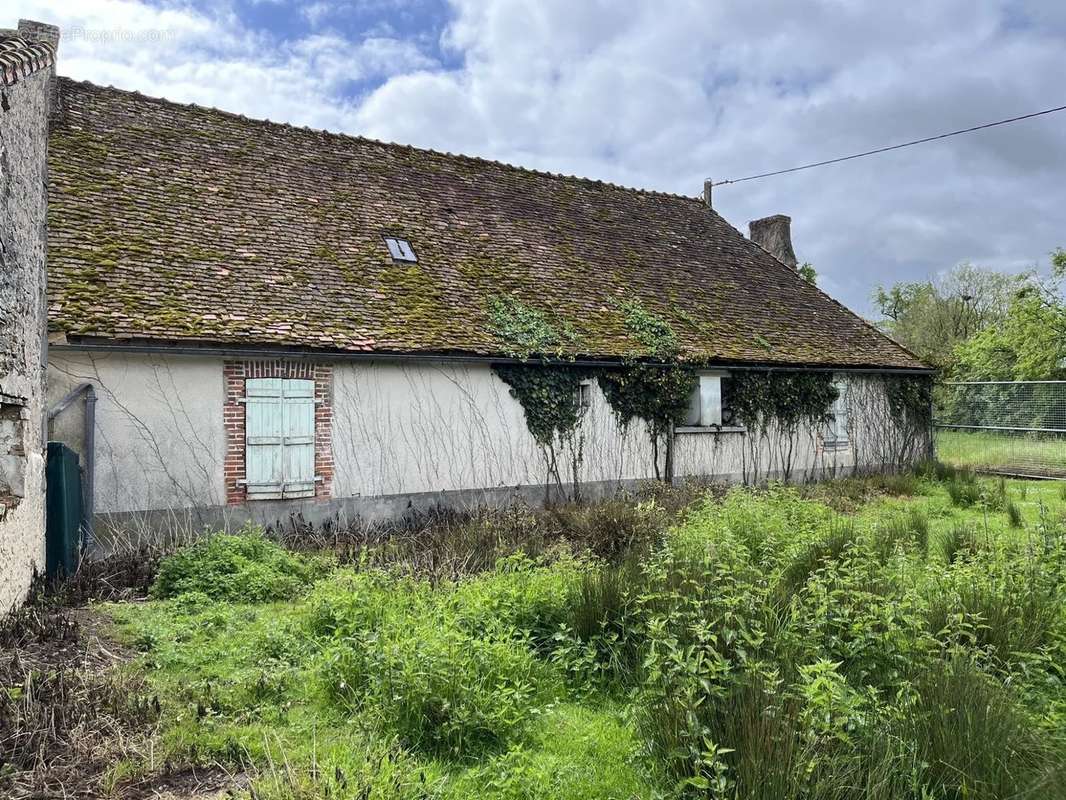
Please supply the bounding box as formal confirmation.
[11,0,1066,312]
[15,0,435,129]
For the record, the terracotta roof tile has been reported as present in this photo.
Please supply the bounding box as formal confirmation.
[47,78,927,370]
[0,35,54,87]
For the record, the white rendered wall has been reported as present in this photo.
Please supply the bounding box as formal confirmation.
[47,353,922,524]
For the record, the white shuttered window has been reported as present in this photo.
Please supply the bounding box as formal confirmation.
[685,375,723,427]
[244,378,316,499]
[825,378,850,449]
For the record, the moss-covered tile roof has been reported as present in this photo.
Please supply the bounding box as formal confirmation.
[47,78,927,370]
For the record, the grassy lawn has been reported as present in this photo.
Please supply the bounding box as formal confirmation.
[936,428,1066,477]
[5,468,1066,799]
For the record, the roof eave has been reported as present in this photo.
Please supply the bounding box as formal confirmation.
[50,335,935,373]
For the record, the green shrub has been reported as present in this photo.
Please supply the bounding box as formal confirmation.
[637,668,805,798]
[875,470,921,497]
[544,499,666,562]
[98,484,1066,800]
[925,562,1061,665]
[946,475,981,507]
[917,459,965,484]
[321,620,557,758]
[447,555,580,650]
[567,563,631,643]
[151,528,324,602]
[553,558,645,687]
[872,508,929,562]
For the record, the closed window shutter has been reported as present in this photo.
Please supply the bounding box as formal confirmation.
[245,378,316,499]
[827,379,850,446]
[281,379,315,497]
[246,378,285,498]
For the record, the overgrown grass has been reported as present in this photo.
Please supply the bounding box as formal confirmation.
[9,468,1066,799]
[936,429,1066,476]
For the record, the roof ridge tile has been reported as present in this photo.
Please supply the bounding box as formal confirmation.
[0,35,55,87]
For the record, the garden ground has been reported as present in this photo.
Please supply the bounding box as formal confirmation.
[2,466,1065,799]
[936,428,1066,478]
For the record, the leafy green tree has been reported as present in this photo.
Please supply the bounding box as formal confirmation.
[872,263,1030,369]
[951,250,1066,381]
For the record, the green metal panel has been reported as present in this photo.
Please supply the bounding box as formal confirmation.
[46,442,82,579]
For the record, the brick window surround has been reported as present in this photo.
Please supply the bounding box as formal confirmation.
[223,360,333,505]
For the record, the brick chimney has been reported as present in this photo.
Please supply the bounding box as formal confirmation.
[748,214,797,269]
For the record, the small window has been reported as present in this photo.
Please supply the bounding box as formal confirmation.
[576,380,592,411]
[383,236,417,263]
[684,373,737,428]
[825,378,850,449]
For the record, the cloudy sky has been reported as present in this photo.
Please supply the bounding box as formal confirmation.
[13,0,1066,314]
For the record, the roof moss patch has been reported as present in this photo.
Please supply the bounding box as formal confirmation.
[44,78,929,370]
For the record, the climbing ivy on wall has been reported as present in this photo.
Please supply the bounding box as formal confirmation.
[493,364,592,501]
[884,374,933,429]
[597,365,696,480]
[489,296,931,489]
[597,299,696,480]
[493,365,590,447]
[729,370,839,434]
[726,370,838,483]
[487,295,577,360]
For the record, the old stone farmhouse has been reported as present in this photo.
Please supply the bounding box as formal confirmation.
[26,53,932,542]
[0,23,57,610]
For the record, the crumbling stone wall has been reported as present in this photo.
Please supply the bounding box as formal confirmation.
[0,29,53,612]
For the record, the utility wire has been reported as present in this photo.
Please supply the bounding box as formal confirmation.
[711,103,1066,187]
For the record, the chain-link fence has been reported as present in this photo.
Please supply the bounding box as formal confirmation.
[934,381,1066,479]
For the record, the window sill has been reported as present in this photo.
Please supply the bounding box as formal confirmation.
[675,426,746,435]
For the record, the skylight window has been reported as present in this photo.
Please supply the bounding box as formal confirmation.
[383,236,417,263]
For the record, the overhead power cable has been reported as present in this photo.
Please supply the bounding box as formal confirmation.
[710,103,1066,188]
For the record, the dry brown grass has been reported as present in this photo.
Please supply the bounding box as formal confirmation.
[275,479,721,581]
[0,579,247,799]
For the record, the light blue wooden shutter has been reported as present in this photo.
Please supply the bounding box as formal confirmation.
[245,378,316,499]
[246,378,285,498]
[281,379,315,498]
